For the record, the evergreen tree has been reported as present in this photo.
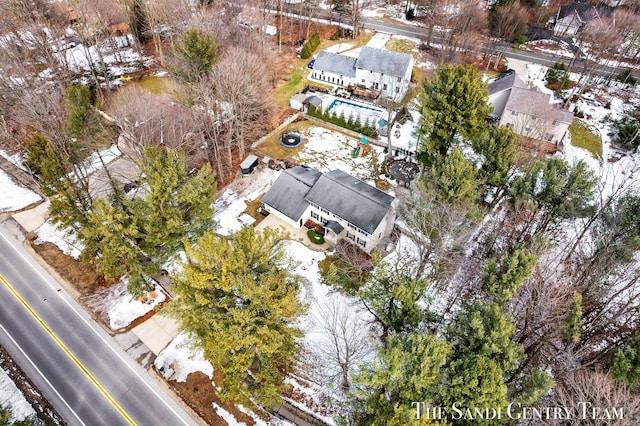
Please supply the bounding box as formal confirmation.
[482,248,536,305]
[612,336,640,387]
[510,158,597,234]
[170,227,306,405]
[80,147,216,295]
[169,28,217,83]
[472,126,516,201]
[417,65,491,167]
[431,147,480,205]
[563,291,582,343]
[358,257,436,343]
[350,333,451,426]
[27,134,93,232]
[64,84,99,140]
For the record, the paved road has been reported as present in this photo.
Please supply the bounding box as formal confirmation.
[0,219,195,426]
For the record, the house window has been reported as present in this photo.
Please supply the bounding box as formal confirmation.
[396,87,400,94]
[506,123,514,129]
[525,127,531,133]
[383,84,387,90]
[347,232,355,241]
[553,120,559,126]
[361,79,365,83]
[358,228,367,236]
[348,223,356,230]
[321,217,328,225]
[357,237,366,248]
[397,76,401,83]
[311,211,319,220]
[374,82,379,90]
[511,111,519,116]
[321,207,329,214]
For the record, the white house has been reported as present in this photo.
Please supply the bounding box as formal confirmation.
[261,166,397,253]
[310,46,414,102]
[488,72,573,146]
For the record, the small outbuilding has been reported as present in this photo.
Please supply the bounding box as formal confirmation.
[240,154,259,176]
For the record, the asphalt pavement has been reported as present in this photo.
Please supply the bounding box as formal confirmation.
[0,218,196,426]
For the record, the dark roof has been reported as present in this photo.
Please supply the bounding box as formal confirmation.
[355,46,413,78]
[312,51,357,77]
[305,169,395,234]
[325,220,344,235]
[558,3,612,22]
[303,95,323,107]
[261,167,322,221]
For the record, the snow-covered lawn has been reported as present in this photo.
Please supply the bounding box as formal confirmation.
[0,367,36,423]
[0,169,41,213]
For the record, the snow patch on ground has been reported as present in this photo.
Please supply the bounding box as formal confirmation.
[0,367,36,423]
[34,221,84,259]
[0,169,41,212]
[0,150,28,171]
[212,402,246,425]
[107,280,167,330]
[213,168,279,235]
[154,331,213,383]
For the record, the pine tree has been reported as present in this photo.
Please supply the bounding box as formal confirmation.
[350,333,451,425]
[358,256,436,343]
[417,65,491,167]
[169,28,218,83]
[563,291,582,343]
[431,147,480,205]
[65,84,98,140]
[80,147,216,295]
[482,248,536,305]
[170,227,306,406]
[27,134,93,232]
[472,126,516,200]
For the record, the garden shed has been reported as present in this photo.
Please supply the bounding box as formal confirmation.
[240,154,259,176]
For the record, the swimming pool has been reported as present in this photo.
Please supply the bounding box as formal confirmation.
[327,99,386,127]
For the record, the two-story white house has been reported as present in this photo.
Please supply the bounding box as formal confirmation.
[310,46,414,102]
[261,166,397,253]
[488,72,573,147]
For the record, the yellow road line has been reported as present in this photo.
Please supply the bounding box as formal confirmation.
[0,274,137,426]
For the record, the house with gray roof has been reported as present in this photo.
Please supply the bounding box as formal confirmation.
[488,72,573,147]
[310,46,414,102]
[551,3,614,36]
[261,166,397,253]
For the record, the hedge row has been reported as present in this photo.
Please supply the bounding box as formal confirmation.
[300,32,321,59]
[308,105,378,138]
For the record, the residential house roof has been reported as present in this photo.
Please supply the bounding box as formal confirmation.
[488,72,573,125]
[305,169,395,234]
[557,3,611,22]
[312,51,357,77]
[505,87,573,124]
[261,166,322,221]
[355,46,413,78]
[488,71,527,96]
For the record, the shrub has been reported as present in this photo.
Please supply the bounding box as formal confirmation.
[330,32,340,41]
[307,229,325,244]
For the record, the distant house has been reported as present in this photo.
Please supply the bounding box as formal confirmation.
[488,72,573,146]
[261,166,397,253]
[551,3,614,36]
[310,46,414,102]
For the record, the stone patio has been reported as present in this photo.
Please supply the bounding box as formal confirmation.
[255,213,331,252]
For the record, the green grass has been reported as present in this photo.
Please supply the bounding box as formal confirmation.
[307,229,325,244]
[569,120,603,160]
[274,66,306,108]
[137,76,172,95]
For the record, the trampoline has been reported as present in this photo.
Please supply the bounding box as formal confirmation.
[280,132,303,148]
